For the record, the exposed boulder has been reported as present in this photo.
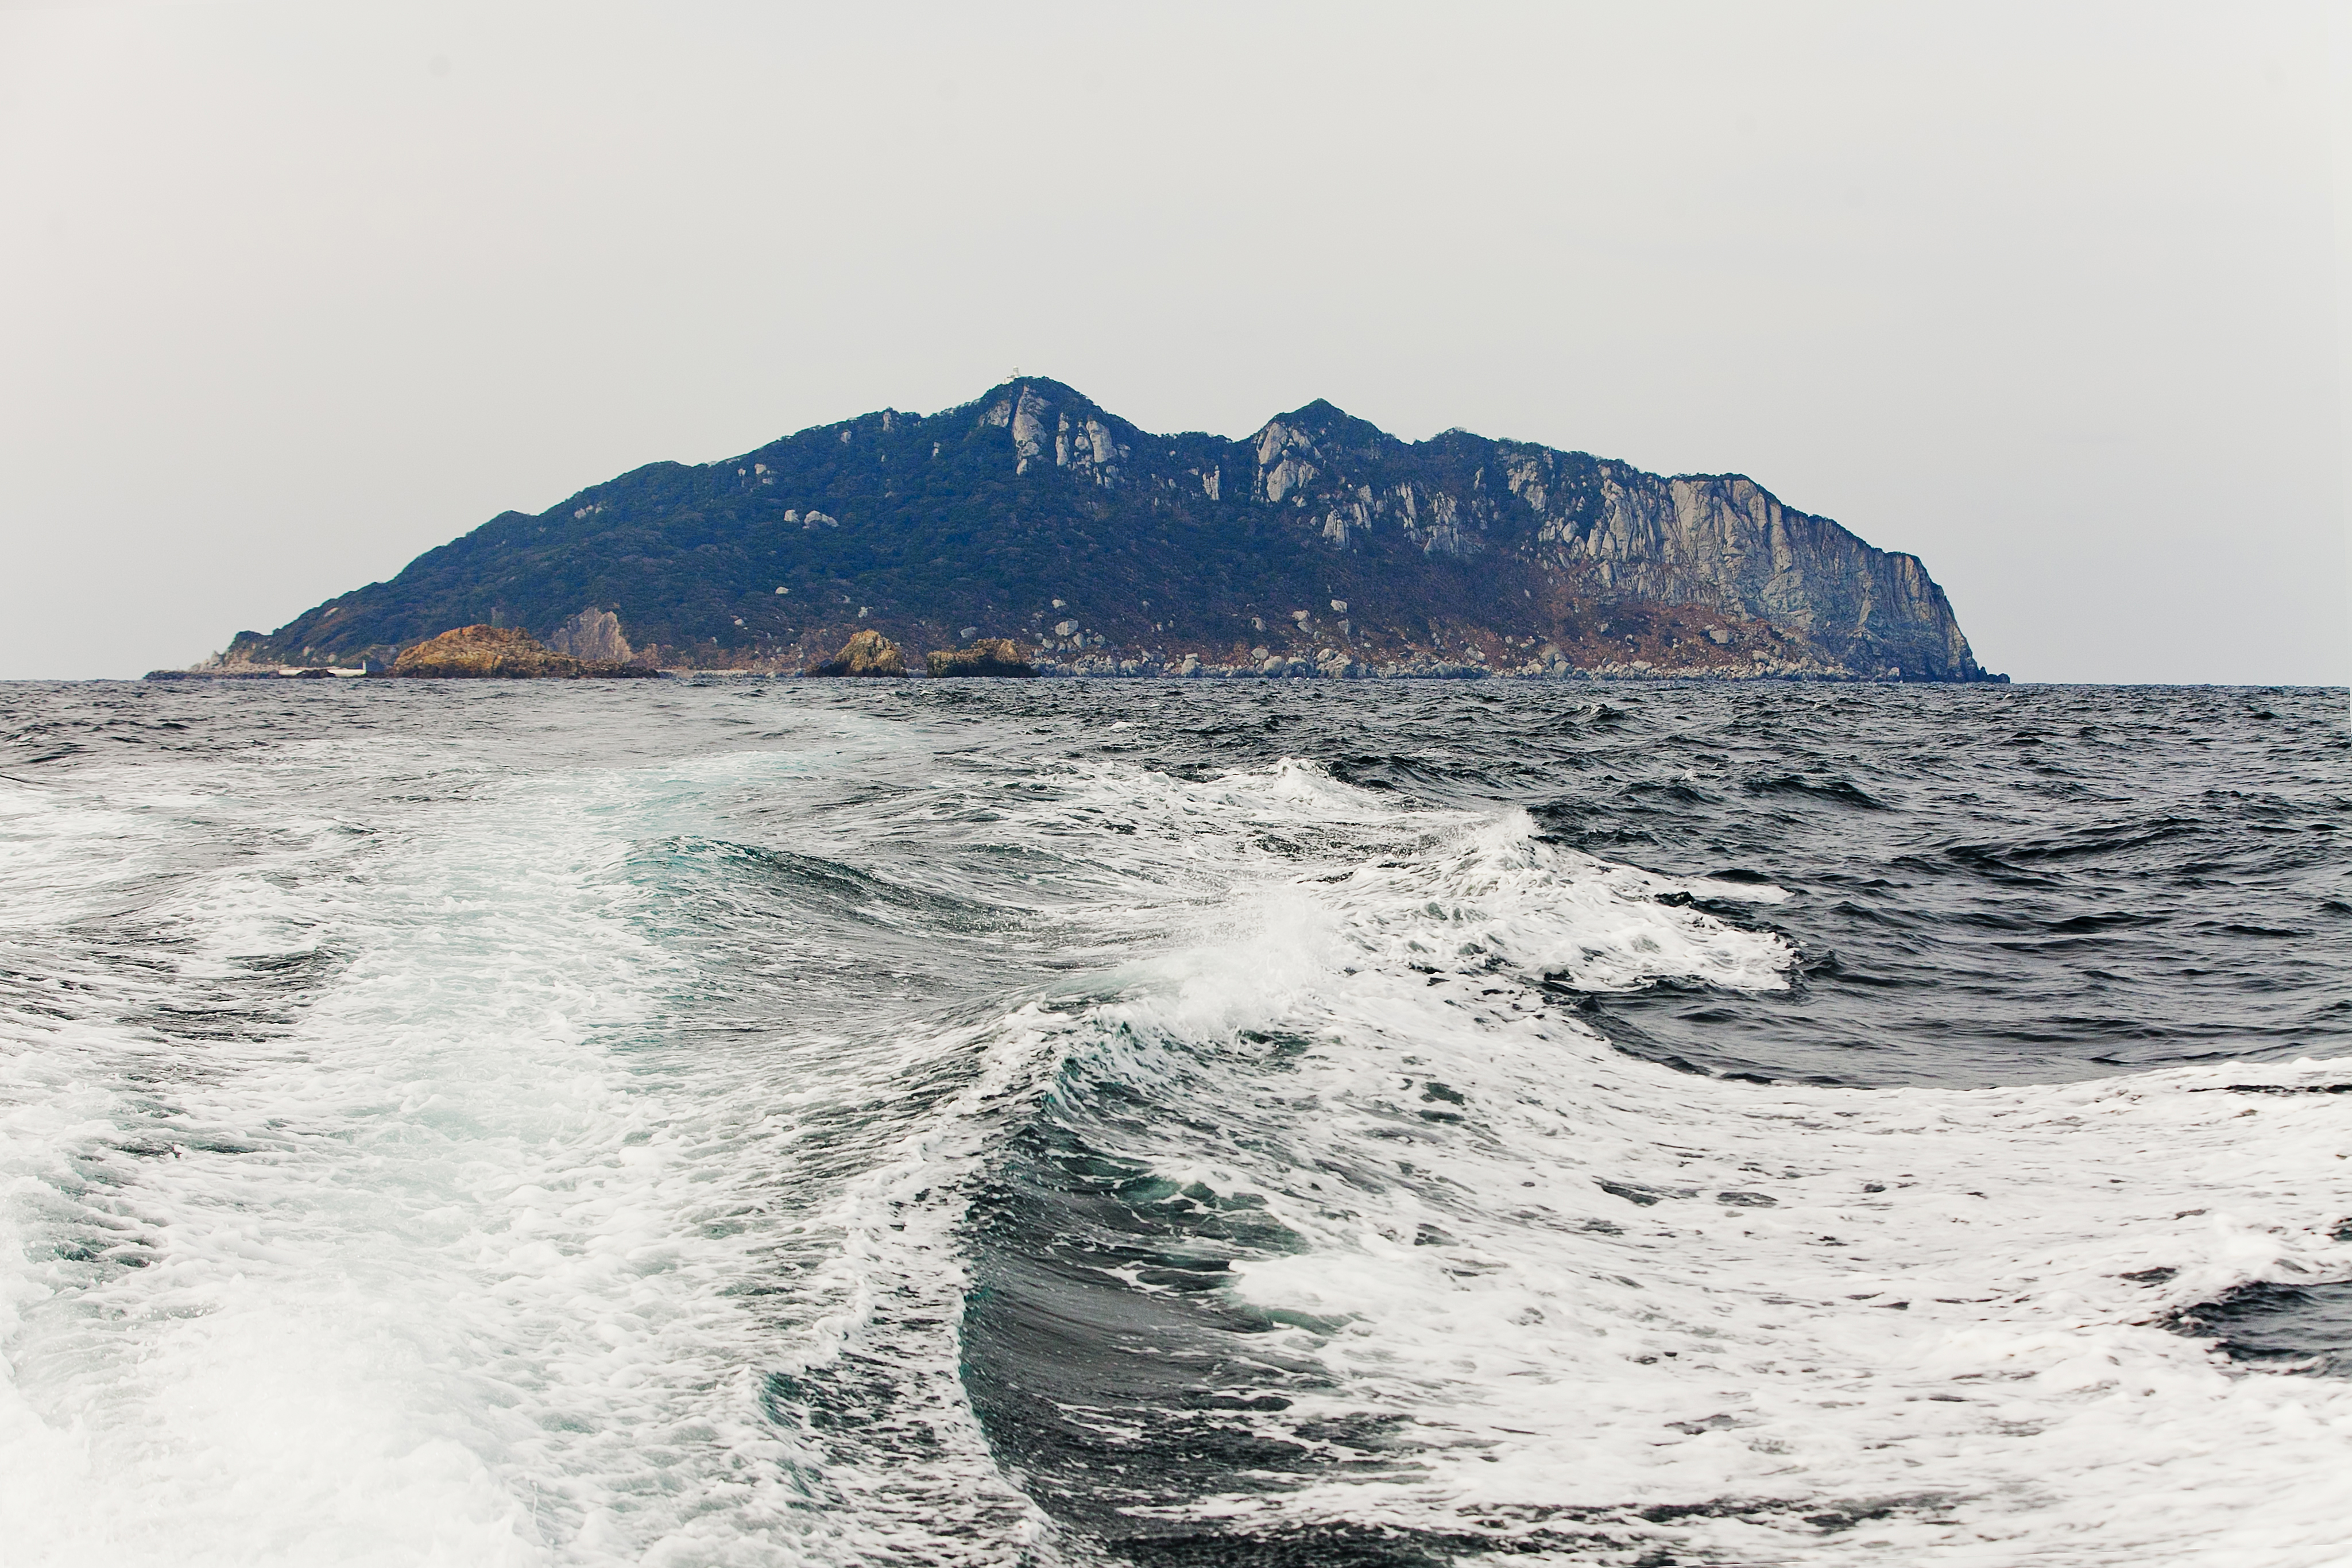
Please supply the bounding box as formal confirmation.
[925,638,1037,677]
[810,628,907,677]
[388,625,657,678]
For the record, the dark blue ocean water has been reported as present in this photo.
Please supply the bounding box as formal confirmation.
[1,679,2345,1566]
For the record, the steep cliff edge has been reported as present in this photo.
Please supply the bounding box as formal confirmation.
[212,378,1997,682]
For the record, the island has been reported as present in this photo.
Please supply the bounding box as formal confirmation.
[156,378,2002,683]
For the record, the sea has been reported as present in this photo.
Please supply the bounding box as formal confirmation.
[1,677,2346,1568]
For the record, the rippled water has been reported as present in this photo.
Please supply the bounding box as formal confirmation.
[1,679,2345,1567]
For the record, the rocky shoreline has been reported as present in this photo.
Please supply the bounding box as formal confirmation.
[146,625,661,682]
[146,640,1994,684]
[1017,649,1909,682]
[785,630,1984,683]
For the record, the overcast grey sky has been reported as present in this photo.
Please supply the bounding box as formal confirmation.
[2,1,2343,682]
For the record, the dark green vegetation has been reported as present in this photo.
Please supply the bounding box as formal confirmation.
[219,379,1995,680]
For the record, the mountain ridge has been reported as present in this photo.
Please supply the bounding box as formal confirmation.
[204,378,2000,682]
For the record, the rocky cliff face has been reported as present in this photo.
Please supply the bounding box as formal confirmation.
[1210,403,1985,681]
[544,607,633,663]
[215,378,1997,682]
[1548,470,1978,679]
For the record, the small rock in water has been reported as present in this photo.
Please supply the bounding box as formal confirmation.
[810,629,908,677]
[925,638,1036,678]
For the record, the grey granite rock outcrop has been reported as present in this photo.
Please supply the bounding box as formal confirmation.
[546,607,633,663]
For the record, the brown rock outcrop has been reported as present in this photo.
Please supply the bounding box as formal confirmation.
[924,638,1037,677]
[389,625,657,678]
[810,629,908,677]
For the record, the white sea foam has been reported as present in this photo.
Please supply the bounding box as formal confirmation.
[1012,758,2352,1566]
[0,713,1057,1567]
[3,718,2344,1568]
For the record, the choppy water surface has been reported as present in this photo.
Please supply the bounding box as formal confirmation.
[1,679,2345,1567]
